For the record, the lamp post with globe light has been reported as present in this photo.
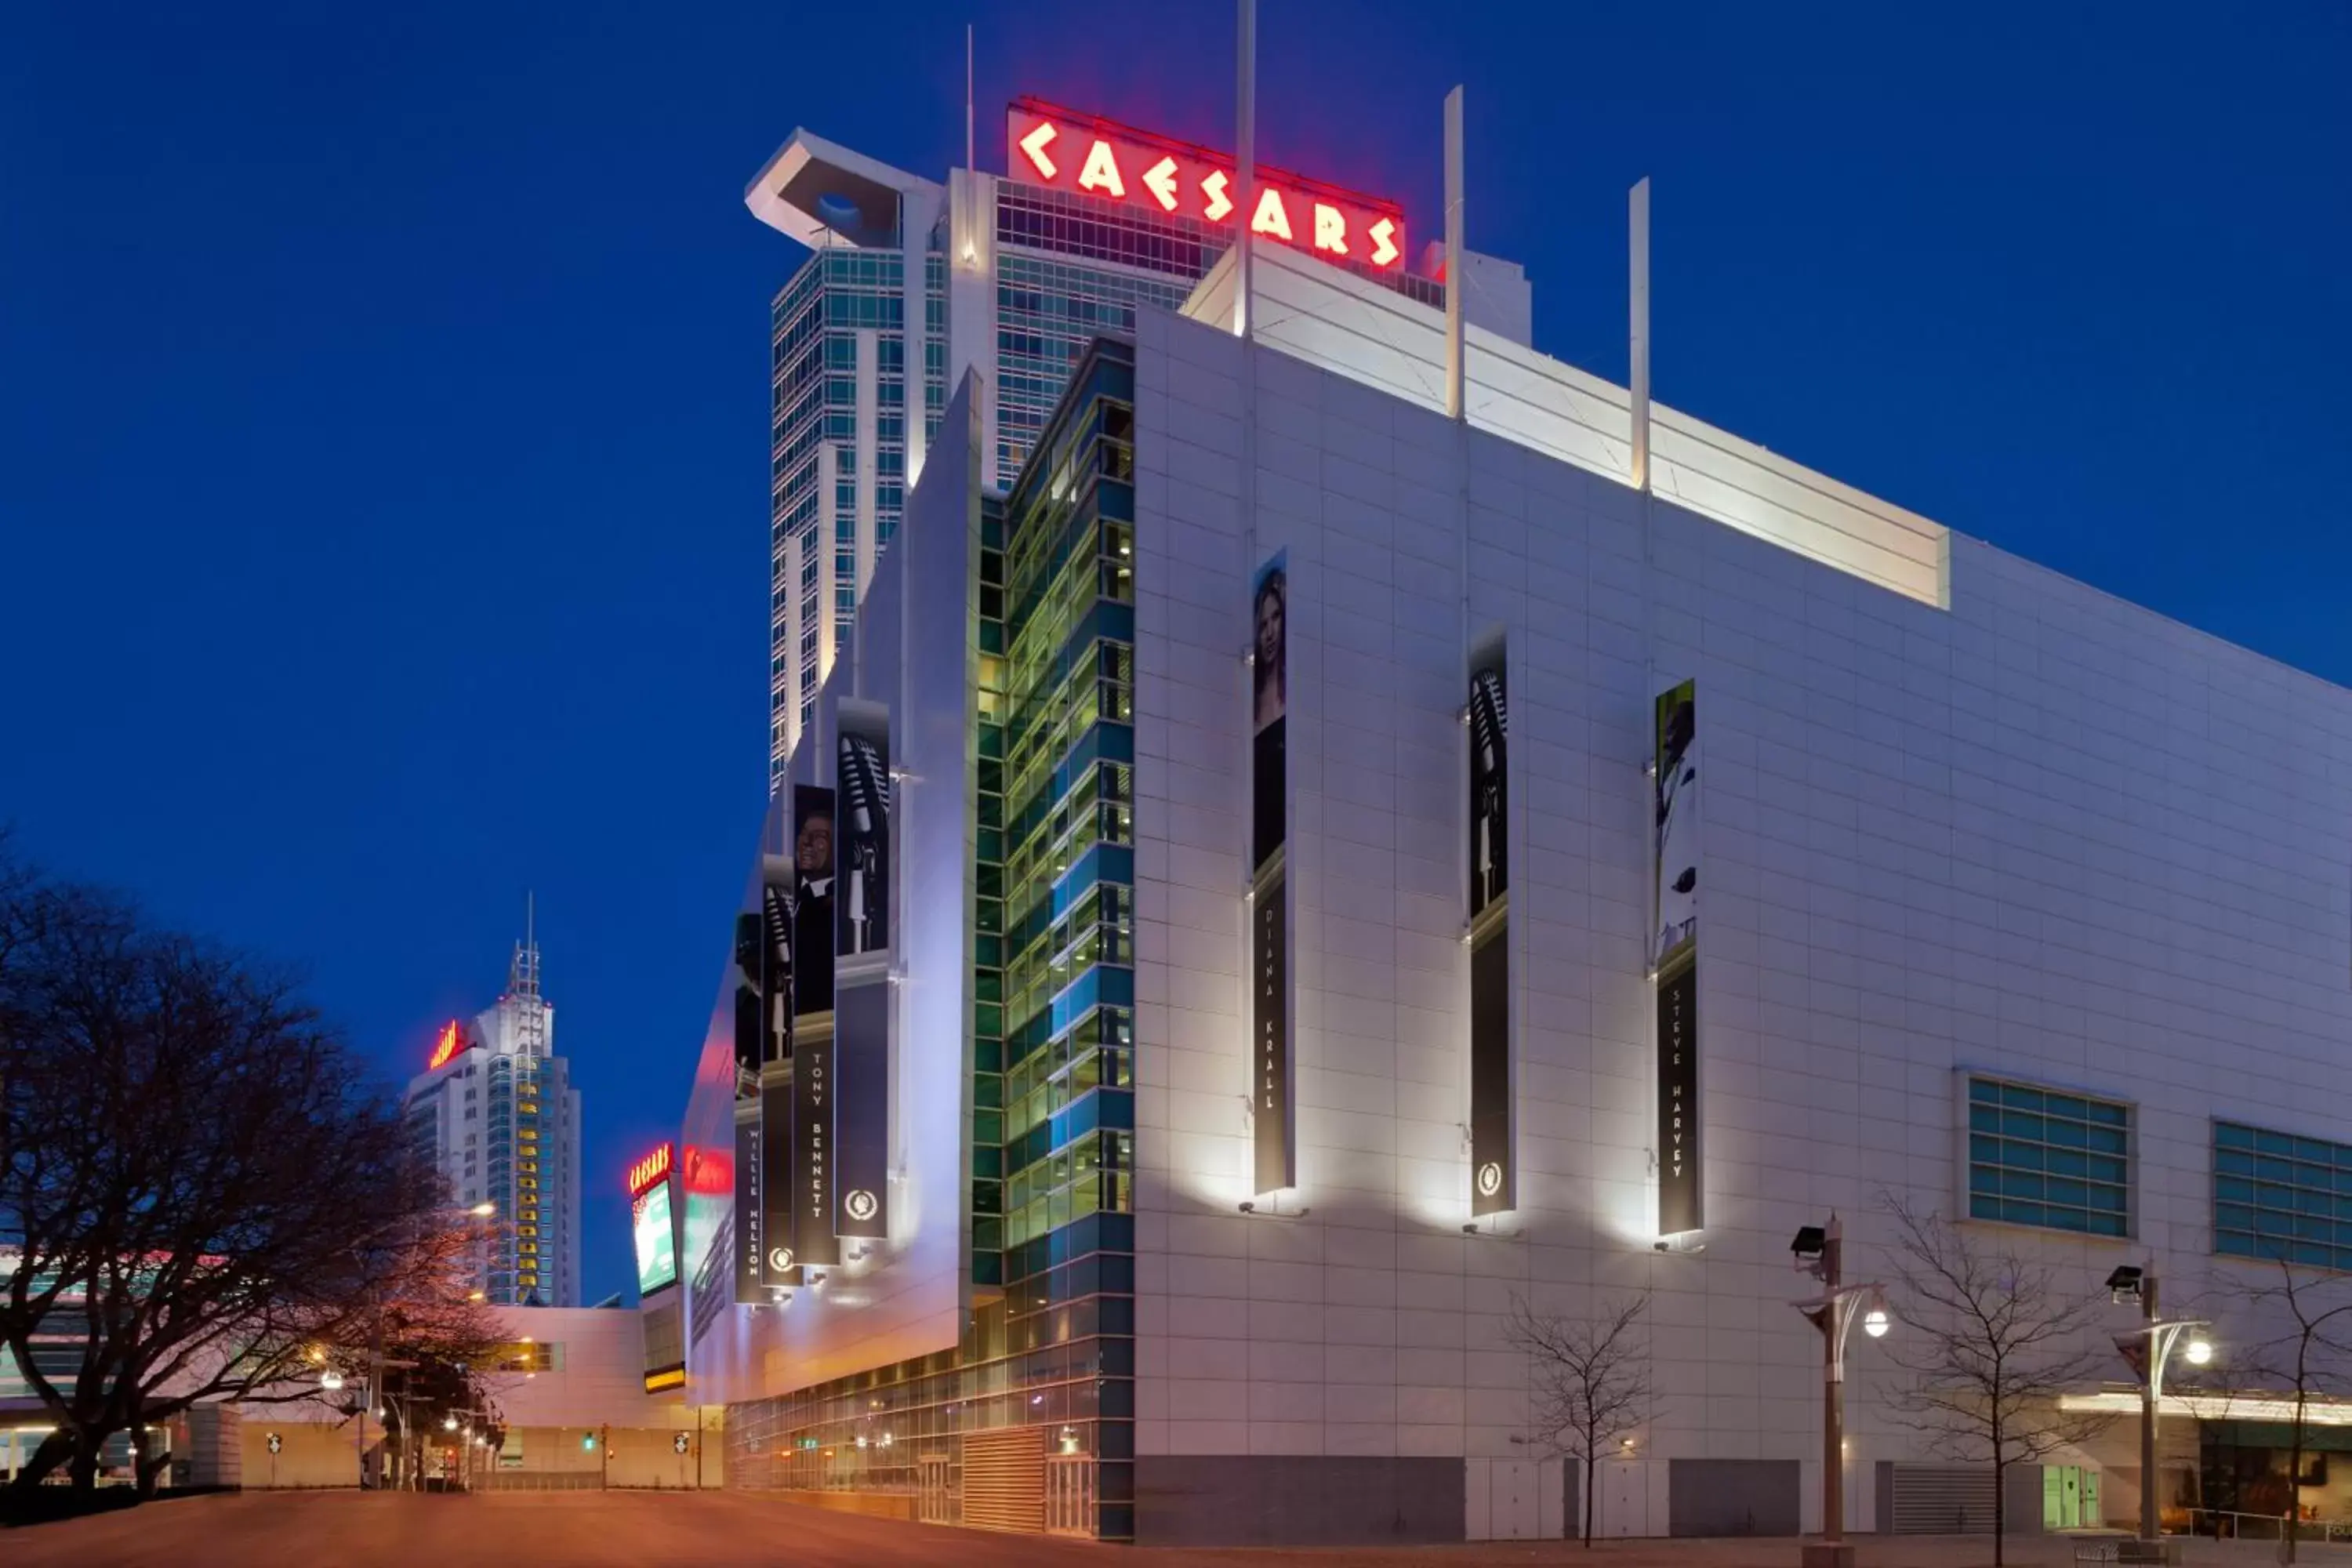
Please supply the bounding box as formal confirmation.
[2107,1264,2212,1558]
[1791,1214,1892,1568]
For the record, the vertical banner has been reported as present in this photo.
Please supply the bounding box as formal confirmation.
[1466,643,1514,1216]
[735,882,793,1300]
[788,786,840,1272]
[1250,553,1292,1196]
[833,702,893,1240]
[732,1107,764,1302]
[1653,681,1702,1235]
[757,860,799,1290]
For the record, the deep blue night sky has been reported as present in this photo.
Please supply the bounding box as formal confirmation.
[3,2,2345,1303]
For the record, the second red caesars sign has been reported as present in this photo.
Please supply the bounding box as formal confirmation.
[1005,98,1405,271]
[626,1142,674,1198]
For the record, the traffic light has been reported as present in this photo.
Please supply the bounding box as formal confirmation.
[581,1432,597,1451]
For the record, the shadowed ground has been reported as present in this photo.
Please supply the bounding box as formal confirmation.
[2,1491,2341,1567]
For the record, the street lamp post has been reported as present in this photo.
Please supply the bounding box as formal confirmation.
[2107,1263,2210,1559]
[1791,1214,1891,1568]
[441,1407,491,1491]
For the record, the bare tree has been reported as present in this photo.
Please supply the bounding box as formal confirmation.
[1878,1196,2116,1565]
[2216,1256,2352,1561]
[1508,1290,1654,1546]
[1,843,495,1495]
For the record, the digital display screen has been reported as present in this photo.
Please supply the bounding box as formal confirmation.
[633,1181,677,1296]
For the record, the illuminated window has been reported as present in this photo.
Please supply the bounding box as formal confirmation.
[1967,1076,2130,1236]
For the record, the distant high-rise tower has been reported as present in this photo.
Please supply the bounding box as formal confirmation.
[401,901,585,1306]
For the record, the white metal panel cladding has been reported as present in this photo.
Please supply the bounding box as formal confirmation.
[1105,271,2352,1534]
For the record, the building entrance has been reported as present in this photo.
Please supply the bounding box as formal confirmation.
[1045,1454,1095,1536]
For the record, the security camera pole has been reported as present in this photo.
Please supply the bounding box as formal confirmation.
[1792,1214,1891,1568]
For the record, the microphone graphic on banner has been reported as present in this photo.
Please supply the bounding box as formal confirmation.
[1469,668,1506,910]
[837,731,890,956]
[761,877,792,1057]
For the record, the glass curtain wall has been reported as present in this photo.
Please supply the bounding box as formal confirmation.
[726,340,1139,1540]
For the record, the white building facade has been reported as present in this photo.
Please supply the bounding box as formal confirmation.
[668,216,2352,1543]
[403,931,585,1307]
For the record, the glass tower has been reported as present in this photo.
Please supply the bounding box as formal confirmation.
[768,246,946,763]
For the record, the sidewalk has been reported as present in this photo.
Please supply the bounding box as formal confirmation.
[1147,1539,2352,1568]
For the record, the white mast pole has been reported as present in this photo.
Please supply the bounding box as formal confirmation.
[1630,177,1652,492]
[1443,86,1465,421]
[1234,0,1255,339]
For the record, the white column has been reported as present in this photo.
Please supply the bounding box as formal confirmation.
[815,443,839,686]
[1234,0,1255,339]
[900,190,942,488]
[946,169,998,491]
[855,326,880,597]
[782,524,804,758]
[1443,85,1465,422]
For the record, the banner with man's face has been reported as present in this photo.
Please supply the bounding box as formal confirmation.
[789,789,837,1019]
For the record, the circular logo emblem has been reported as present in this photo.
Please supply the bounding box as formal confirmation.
[1475,1161,1503,1198]
[768,1247,794,1272]
[844,1189,879,1224]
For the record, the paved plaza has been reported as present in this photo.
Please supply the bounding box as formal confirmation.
[8,1493,2352,1567]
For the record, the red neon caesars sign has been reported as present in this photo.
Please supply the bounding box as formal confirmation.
[426,1021,462,1071]
[626,1142,674,1198]
[1006,98,1405,271]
